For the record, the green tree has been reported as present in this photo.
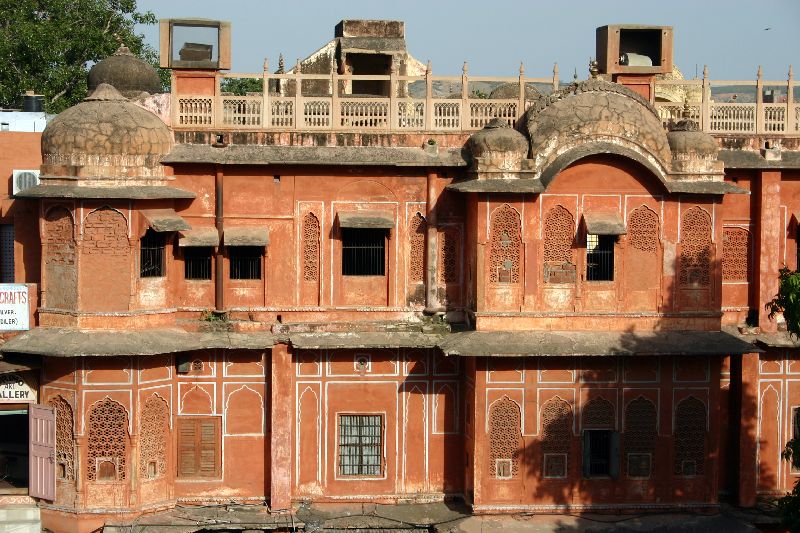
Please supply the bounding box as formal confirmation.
[0,0,164,113]
[221,77,263,96]
[768,267,800,338]
[770,269,800,530]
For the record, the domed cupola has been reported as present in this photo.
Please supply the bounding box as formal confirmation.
[466,118,529,175]
[446,118,540,193]
[88,44,162,99]
[40,83,173,186]
[666,103,723,178]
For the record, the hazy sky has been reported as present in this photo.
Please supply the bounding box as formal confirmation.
[135,0,799,81]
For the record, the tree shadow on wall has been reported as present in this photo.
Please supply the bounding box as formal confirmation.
[513,249,769,526]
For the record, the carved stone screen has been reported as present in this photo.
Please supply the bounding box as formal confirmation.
[674,396,707,475]
[582,397,615,429]
[541,397,573,478]
[544,206,575,263]
[302,212,321,282]
[679,207,712,287]
[489,205,521,284]
[439,228,459,284]
[408,213,426,284]
[488,397,522,478]
[48,396,74,481]
[628,206,659,253]
[87,399,128,481]
[139,395,169,479]
[623,397,657,477]
[722,227,751,282]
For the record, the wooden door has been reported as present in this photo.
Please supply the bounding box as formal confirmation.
[29,404,56,500]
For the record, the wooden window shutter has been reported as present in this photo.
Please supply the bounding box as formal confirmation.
[581,431,591,478]
[199,419,220,477]
[609,431,621,479]
[178,418,197,477]
[178,417,220,478]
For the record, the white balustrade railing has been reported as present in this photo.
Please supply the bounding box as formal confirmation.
[173,66,798,136]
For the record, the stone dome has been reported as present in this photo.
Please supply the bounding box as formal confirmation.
[667,116,718,158]
[88,44,162,99]
[523,79,672,184]
[666,110,722,176]
[466,118,529,173]
[489,82,540,100]
[41,84,172,181]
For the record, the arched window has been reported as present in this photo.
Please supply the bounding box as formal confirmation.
[139,395,169,480]
[87,399,128,481]
[582,397,615,429]
[439,227,459,284]
[628,206,659,253]
[408,213,426,284]
[722,227,751,282]
[623,397,657,478]
[674,396,707,476]
[48,396,74,482]
[489,205,521,284]
[679,207,712,287]
[488,397,522,479]
[302,212,321,282]
[541,397,573,478]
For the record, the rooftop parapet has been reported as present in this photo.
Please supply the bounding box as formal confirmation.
[170,63,799,137]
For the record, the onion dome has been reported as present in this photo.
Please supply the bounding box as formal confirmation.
[466,118,529,173]
[88,44,162,99]
[40,83,172,183]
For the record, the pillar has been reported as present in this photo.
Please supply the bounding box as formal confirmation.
[270,343,292,510]
[756,171,781,332]
[425,170,442,313]
[738,351,759,507]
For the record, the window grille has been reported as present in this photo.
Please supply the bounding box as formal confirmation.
[586,234,615,281]
[0,224,14,283]
[338,414,383,476]
[341,228,386,276]
[140,229,165,278]
[229,246,262,280]
[184,247,212,280]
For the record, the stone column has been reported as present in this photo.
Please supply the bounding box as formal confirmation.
[425,170,441,313]
[756,170,781,332]
[270,343,292,510]
[738,351,759,507]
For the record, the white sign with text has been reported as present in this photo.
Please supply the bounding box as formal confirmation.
[0,372,37,403]
[0,284,29,331]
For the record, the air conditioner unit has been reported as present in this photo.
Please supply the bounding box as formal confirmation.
[12,169,39,196]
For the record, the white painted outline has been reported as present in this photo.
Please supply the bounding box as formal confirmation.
[177,382,216,415]
[223,383,265,436]
[432,381,459,435]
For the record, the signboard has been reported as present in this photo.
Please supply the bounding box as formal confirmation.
[0,372,37,403]
[0,284,29,331]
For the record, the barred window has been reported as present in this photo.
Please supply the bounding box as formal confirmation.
[184,247,212,280]
[338,414,383,476]
[140,229,165,278]
[342,228,386,276]
[229,247,261,280]
[586,234,615,281]
[0,224,14,283]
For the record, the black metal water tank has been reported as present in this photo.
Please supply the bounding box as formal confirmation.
[22,93,43,112]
